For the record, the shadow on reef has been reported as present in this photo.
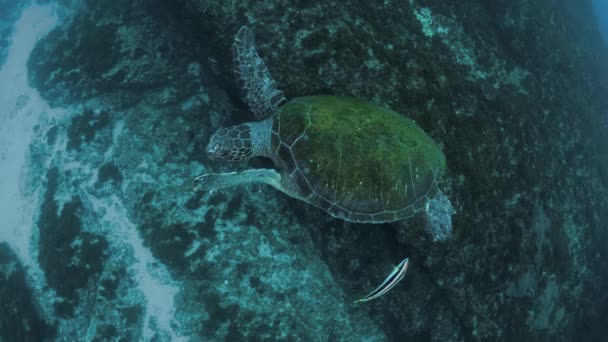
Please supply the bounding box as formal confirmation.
[0,244,56,340]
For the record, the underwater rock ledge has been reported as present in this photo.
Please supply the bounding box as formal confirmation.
[14,0,608,340]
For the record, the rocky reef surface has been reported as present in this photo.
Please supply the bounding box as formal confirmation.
[2,0,607,340]
[0,243,55,340]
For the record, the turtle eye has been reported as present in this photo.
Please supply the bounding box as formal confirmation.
[207,142,232,160]
[206,142,222,159]
[207,131,226,158]
[206,143,217,155]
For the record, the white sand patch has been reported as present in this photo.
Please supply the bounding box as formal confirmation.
[86,193,187,341]
[0,3,59,270]
[0,1,63,323]
[0,3,187,339]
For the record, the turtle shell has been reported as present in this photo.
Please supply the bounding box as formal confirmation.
[270,95,446,223]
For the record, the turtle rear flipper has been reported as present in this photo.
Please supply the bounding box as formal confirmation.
[232,26,286,120]
[424,190,455,241]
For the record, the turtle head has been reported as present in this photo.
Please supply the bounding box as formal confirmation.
[206,124,253,161]
[206,120,272,161]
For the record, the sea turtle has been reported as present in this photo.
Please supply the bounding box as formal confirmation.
[194,26,455,242]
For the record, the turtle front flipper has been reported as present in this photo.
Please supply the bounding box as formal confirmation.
[193,169,283,193]
[423,190,455,241]
[232,26,286,120]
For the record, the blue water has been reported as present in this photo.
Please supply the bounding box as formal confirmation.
[593,0,608,43]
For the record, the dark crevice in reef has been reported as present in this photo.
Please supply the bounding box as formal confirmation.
[37,167,109,318]
[96,161,122,188]
[66,108,112,151]
[0,243,56,341]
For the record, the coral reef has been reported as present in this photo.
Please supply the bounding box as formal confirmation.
[6,0,607,340]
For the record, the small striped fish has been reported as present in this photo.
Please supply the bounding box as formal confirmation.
[354,257,410,303]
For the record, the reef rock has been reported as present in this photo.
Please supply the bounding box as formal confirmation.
[13,0,608,340]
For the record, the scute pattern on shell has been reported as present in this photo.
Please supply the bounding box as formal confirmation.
[270,95,446,223]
